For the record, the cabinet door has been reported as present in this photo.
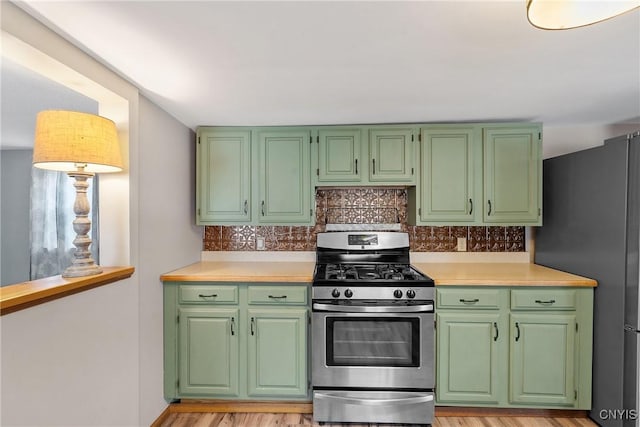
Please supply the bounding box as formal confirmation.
[178,307,240,397]
[257,129,312,224]
[247,308,308,397]
[317,128,361,182]
[437,312,503,404]
[369,128,415,182]
[197,130,251,224]
[420,128,476,222]
[510,313,576,406]
[483,126,541,224]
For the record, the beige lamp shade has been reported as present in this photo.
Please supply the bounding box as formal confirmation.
[33,110,123,173]
[527,0,640,29]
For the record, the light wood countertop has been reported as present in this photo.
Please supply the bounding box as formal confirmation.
[161,261,596,287]
[414,262,596,287]
[160,261,316,283]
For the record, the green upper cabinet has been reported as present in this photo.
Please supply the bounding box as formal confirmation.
[415,127,479,223]
[409,123,542,226]
[256,129,313,224]
[483,126,542,224]
[316,128,362,182]
[196,129,251,224]
[368,127,415,183]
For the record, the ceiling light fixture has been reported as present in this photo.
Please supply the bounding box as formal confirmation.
[526,0,640,29]
[33,110,123,277]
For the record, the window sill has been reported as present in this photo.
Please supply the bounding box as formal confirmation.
[0,266,135,315]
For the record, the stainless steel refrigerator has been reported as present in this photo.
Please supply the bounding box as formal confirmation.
[535,132,640,427]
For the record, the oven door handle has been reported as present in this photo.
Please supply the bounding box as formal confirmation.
[314,392,434,406]
[312,302,433,313]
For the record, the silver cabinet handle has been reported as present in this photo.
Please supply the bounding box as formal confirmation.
[515,322,520,341]
[459,298,479,304]
[469,198,473,215]
[250,317,255,336]
[314,392,433,406]
[230,317,235,336]
[535,299,556,305]
[268,295,287,299]
[243,200,248,215]
[372,158,376,174]
[261,200,265,216]
[312,302,433,313]
[198,294,217,298]
[493,322,499,341]
[355,158,358,174]
[488,200,492,216]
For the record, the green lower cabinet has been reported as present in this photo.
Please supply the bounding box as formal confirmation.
[437,312,503,404]
[178,307,240,397]
[510,313,576,406]
[247,308,308,397]
[164,282,310,401]
[435,287,593,410]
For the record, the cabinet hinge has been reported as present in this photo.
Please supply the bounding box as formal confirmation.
[538,132,542,140]
[310,136,313,144]
[316,136,319,143]
[575,323,578,332]
[176,379,180,388]
[411,134,415,142]
[308,380,311,391]
[538,208,541,216]
[411,167,414,175]
[574,390,577,400]
[434,319,437,329]
[418,133,422,142]
[418,208,422,216]
[310,208,313,217]
[316,168,319,176]
[197,136,200,144]
[176,315,179,323]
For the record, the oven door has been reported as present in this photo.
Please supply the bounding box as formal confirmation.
[311,303,434,389]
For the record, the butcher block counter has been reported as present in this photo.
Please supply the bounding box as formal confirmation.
[160,260,596,287]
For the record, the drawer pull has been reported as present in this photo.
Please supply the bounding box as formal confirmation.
[250,317,255,336]
[459,298,480,304]
[198,294,218,298]
[535,299,556,305]
[230,317,235,336]
[469,198,473,215]
[268,295,288,299]
[493,322,499,341]
[515,322,521,342]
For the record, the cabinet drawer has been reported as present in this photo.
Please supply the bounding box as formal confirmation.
[248,286,307,305]
[437,289,501,309]
[511,289,576,310]
[179,285,238,304]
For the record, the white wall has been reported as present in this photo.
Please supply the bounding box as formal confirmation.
[1,3,200,426]
[137,95,202,424]
[1,277,140,426]
[543,122,640,158]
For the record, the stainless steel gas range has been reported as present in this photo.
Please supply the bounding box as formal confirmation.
[311,231,435,426]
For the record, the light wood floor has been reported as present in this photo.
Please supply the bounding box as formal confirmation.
[159,412,600,427]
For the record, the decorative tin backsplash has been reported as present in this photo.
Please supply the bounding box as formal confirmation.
[203,188,525,252]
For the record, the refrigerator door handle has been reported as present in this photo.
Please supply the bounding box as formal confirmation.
[624,324,640,333]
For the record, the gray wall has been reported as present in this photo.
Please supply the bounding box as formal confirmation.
[137,95,202,423]
[1,149,32,285]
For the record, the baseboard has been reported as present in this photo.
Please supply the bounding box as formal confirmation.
[435,406,590,418]
[150,405,171,427]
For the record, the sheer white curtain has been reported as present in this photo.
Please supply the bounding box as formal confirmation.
[29,168,99,279]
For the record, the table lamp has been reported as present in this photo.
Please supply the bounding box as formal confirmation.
[32,110,123,278]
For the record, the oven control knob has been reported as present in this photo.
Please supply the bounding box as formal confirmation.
[344,289,353,298]
[331,288,341,298]
[406,289,416,299]
[394,289,403,299]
